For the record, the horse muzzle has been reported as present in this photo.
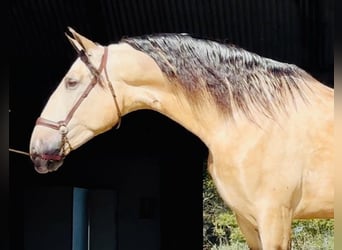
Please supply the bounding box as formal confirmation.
[30,151,64,174]
[30,118,73,173]
[30,141,66,174]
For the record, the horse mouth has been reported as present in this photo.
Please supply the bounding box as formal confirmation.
[31,153,64,174]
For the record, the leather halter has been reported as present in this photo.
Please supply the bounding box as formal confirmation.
[35,46,121,161]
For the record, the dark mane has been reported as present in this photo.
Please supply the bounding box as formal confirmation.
[121,34,311,120]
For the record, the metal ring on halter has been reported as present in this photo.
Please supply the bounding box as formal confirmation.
[59,124,68,135]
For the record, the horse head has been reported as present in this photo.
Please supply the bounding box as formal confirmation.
[29,28,123,173]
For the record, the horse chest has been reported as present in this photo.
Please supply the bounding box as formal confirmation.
[208,159,257,215]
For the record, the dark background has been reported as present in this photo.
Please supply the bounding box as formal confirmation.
[10,0,333,249]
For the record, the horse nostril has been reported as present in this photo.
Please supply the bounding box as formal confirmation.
[30,153,38,162]
[47,160,55,167]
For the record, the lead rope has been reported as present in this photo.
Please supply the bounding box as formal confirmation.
[9,123,72,159]
[9,148,30,157]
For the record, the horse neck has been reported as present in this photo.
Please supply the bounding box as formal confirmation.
[107,44,231,149]
[122,82,229,150]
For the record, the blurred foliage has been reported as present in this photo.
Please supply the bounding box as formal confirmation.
[291,218,334,249]
[203,168,245,249]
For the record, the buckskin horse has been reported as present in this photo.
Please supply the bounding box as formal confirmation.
[29,28,334,249]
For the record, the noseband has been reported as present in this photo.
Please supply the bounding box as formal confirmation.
[35,46,121,161]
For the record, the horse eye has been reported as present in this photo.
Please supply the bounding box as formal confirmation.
[65,78,79,89]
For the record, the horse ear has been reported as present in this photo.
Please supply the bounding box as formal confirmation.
[65,32,84,54]
[67,27,97,53]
